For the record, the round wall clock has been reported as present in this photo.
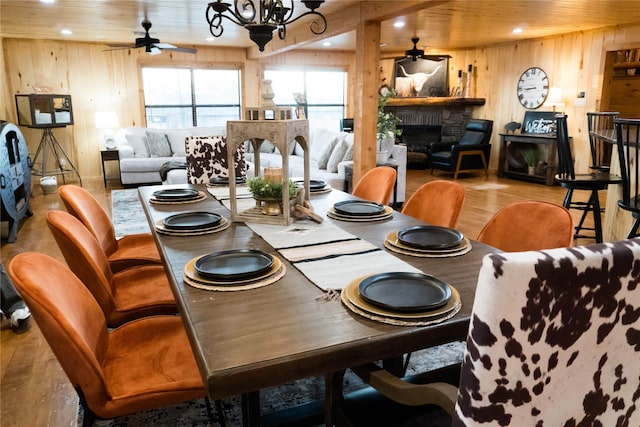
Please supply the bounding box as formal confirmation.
[517,67,549,109]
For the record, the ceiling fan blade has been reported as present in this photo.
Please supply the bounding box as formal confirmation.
[106,43,137,48]
[162,46,198,54]
[154,42,176,49]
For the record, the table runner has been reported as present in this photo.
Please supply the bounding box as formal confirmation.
[247,221,421,292]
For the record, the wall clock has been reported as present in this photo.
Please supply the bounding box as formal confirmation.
[517,67,549,109]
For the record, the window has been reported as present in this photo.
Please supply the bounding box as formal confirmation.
[142,67,241,128]
[264,69,346,128]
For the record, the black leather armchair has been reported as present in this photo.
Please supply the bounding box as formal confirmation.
[429,119,493,179]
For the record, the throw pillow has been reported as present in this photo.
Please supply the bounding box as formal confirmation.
[326,139,350,173]
[165,130,191,157]
[259,140,276,153]
[316,137,339,170]
[146,130,172,157]
[124,130,149,158]
[342,142,354,162]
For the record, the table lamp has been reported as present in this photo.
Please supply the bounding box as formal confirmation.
[95,111,120,149]
[545,87,564,112]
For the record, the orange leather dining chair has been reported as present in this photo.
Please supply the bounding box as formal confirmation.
[352,166,397,205]
[46,210,177,327]
[477,200,574,252]
[401,180,466,228]
[58,184,161,273]
[7,252,221,427]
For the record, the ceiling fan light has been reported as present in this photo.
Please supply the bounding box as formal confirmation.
[302,0,324,11]
[405,37,425,61]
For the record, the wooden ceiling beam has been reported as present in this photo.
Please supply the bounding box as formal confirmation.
[247,1,448,59]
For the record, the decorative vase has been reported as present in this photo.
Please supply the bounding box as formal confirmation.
[528,166,536,175]
[40,176,57,194]
[261,79,275,106]
[376,151,388,165]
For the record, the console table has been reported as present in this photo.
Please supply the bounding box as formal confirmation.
[498,133,561,186]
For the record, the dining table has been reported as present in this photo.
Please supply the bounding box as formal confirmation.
[137,183,498,426]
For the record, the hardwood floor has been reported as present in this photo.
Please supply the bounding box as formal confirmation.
[0,171,597,426]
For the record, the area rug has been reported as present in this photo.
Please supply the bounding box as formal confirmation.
[111,189,150,237]
[103,188,465,426]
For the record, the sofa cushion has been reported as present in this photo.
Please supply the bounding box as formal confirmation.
[327,139,350,173]
[165,130,191,157]
[317,137,339,170]
[185,136,246,184]
[124,129,149,158]
[146,130,172,157]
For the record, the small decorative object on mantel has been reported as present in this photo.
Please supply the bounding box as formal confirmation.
[261,79,275,106]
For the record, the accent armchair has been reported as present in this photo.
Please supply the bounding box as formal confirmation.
[429,119,493,179]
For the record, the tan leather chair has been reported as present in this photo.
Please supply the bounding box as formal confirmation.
[46,210,176,327]
[401,180,465,228]
[352,166,397,205]
[58,184,161,273]
[477,200,574,251]
[7,252,219,427]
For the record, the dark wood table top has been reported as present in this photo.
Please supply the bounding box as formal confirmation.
[138,184,498,400]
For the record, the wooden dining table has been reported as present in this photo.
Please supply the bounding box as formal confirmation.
[137,184,498,426]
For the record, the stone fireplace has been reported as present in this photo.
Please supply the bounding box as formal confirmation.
[385,97,486,167]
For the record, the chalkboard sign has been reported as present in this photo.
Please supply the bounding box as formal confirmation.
[522,111,557,134]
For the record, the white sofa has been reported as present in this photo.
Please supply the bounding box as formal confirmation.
[117,126,407,204]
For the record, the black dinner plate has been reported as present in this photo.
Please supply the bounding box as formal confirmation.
[152,188,200,200]
[294,179,327,191]
[358,272,452,313]
[162,212,222,230]
[194,249,274,281]
[209,176,246,185]
[397,226,464,250]
[334,200,385,216]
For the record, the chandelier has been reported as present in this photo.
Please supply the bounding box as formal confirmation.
[205,0,328,52]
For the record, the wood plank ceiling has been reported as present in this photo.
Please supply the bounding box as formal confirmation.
[2,1,640,56]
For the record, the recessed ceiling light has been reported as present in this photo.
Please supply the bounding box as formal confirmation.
[322,42,331,47]
[380,43,388,47]
[60,29,72,35]
[40,0,55,3]
[513,27,523,34]
[206,36,215,42]
[393,21,405,29]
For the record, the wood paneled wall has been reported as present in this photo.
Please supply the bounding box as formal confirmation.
[2,24,640,181]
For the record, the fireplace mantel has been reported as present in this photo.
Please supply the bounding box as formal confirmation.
[386,97,486,107]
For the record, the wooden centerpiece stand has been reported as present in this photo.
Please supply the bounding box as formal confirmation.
[226,118,310,225]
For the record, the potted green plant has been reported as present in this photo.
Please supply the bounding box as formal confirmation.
[246,176,299,215]
[523,148,539,175]
[377,90,402,163]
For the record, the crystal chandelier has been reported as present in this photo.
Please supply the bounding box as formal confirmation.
[205,0,328,52]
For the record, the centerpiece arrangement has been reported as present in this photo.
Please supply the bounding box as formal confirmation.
[247,168,299,215]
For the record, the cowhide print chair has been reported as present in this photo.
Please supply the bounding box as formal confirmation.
[185,135,246,184]
[330,238,640,426]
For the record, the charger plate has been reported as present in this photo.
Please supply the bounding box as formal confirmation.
[384,232,472,257]
[150,190,208,205]
[341,277,461,326]
[155,216,230,236]
[327,205,393,222]
[183,255,285,291]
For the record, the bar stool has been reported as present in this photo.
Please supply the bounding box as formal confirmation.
[586,111,618,171]
[554,114,621,243]
[614,117,640,238]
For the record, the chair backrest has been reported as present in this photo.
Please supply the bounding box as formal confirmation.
[458,119,493,146]
[587,111,618,170]
[401,180,466,228]
[614,117,640,208]
[7,252,110,404]
[341,118,354,132]
[58,184,118,257]
[352,166,397,205]
[477,200,573,251]
[454,238,640,426]
[185,135,246,184]
[46,210,117,318]
[555,113,575,179]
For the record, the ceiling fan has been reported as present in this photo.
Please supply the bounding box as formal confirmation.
[106,20,197,55]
